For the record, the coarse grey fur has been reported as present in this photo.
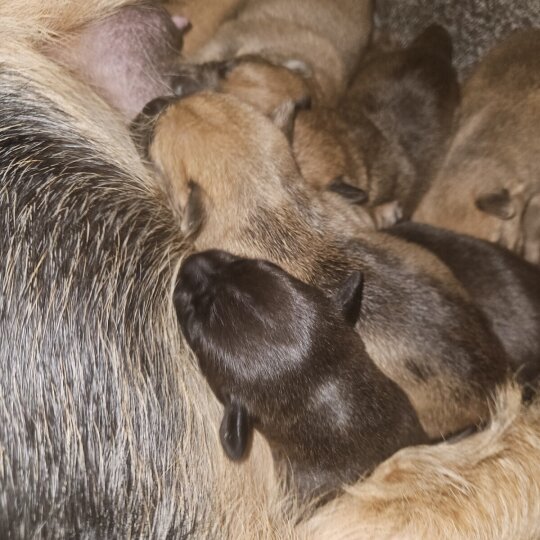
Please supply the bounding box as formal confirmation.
[374,0,540,77]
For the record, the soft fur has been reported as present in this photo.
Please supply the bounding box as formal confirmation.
[139,91,509,437]
[388,222,540,374]
[171,25,459,224]
[4,2,540,537]
[188,0,373,104]
[302,384,540,540]
[175,249,428,502]
[414,30,540,264]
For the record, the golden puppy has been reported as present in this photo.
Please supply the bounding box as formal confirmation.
[414,29,540,264]
[133,91,510,438]
[172,25,459,225]
[187,0,373,104]
[163,0,242,58]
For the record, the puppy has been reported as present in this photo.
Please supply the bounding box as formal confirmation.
[134,91,509,438]
[175,249,429,502]
[296,24,460,219]
[172,25,459,223]
[163,0,242,58]
[186,0,374,104]
[414,30,540,264]
[388,222,540,375]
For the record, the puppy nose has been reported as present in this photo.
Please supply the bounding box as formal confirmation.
[179,250,239,289]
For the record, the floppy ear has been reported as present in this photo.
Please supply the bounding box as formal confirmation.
[219,400,253,461]
[410,24,453,61]
[328,176,368,205]
[475,189,515,220]
[269,96,311,143]
[334,271,364,325]
[180,180,205,239]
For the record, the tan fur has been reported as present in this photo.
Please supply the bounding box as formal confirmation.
[7,2,540,537]
[414,30,540,264]
[303,383,540,540]
[148,91,507,437]
[190,0,373,104]
[163,0,244,58]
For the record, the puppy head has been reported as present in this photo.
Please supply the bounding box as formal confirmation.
[131,91,303,239]
[174,250,365,460]
[172,55,314,115]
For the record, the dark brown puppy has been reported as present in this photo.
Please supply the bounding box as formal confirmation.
[135,91,509,438]
[333,24,460,217]
[387,222,540,375]
[175,249,429,502]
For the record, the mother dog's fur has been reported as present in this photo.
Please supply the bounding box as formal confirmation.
[3,1,540,538]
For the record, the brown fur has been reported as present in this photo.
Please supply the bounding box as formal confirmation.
[172,25,459,225]
[188,0,373,104]
[163,0,244,58]
[303,383,540,540]
[414,30,540,264]
[140,91,509,438]
[6,2,540,536]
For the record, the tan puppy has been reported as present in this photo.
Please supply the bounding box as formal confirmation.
[414,30,540,264]
[172,25,459,225]
[187,0,373,104]
[163,0,243,58]
[133,91,509,438]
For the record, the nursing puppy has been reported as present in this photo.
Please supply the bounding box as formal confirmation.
[295,24,460,219]
[187,0,373,104]
[135,91,509,438]
[175,249,429,502]
[414,30,540,264]
[172,25,459,223]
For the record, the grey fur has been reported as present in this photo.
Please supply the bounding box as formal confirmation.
[375,0,540,77]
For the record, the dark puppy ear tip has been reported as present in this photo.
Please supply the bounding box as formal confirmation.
[219,401,252,462]
[335,271,364,326]
[328,177,369,205]
[475,188,516,220]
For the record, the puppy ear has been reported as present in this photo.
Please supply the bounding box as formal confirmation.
[219,400,253,461]
[328,176,368,205]
[335,271,364,325]
[410,24,453,61]
[475,189,516,220]
[269,96,311,143]
[181,180,205,239]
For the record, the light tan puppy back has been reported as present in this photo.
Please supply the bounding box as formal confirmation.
[190,0,373,103]
[414,30,540,263]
